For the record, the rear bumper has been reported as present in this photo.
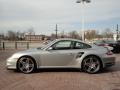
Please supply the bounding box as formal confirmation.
[102,56,115,68]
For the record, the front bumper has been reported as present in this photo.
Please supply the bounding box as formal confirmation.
[6,58,18,70]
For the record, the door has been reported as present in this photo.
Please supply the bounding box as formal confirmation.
[40,40,75,66]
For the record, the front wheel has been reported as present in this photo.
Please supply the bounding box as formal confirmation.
[82,56,101,74]
[17,56,36,74]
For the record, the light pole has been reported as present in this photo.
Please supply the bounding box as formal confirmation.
[116,24,119,41]
[76,0,91,41]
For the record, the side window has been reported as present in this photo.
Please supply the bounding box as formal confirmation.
[74,42,91,49]
[52,40,72,50]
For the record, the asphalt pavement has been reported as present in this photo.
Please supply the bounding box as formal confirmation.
[0,50,120,90]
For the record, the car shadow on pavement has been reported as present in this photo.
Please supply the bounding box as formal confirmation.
[13,61,120,74]
[13,68,82,74]
[35,68,81,73]
[98,61,120,74]
[34,60,120,74]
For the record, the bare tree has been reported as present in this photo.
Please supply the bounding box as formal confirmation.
[50,33,56,40]
[68,31,80,39]
[0,33,4,40]
[102,28,113,39]
[95,31,103,40]
[7,30,17,40]
[59,31,65,38]
[85,30,97,40]
[16,31,25,40]
[27,27,35,41]
[6,30,26,41]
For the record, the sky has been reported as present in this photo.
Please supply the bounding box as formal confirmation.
[0,0,120,35]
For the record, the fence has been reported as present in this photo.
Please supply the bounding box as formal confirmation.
[0,41,44,50]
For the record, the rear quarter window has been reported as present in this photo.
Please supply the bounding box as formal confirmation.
[74,41,91,49]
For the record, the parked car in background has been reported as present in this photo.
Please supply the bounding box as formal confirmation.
[117,40,120,45]
[6,38,115,74]
[94,40,120,53]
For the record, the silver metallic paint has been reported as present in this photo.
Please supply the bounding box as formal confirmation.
[6,38,115,70]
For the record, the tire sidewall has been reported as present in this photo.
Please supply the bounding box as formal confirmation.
[82,56,101,74]
[17,56,36,74]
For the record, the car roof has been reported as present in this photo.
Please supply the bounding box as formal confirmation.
[55,38,82,42]
[54,38,91,45]
[41,38,91,50]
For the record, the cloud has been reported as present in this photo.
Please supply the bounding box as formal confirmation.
[0,0,120,35]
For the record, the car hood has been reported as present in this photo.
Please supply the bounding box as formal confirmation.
[17,48,43,54]
[11,48,43,58]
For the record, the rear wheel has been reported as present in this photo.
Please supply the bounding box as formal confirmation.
[17,56,36,74]
[82,56,101,74]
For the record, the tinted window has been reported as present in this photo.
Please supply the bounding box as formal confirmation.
[74,41,91,49]
[52,40,72,50]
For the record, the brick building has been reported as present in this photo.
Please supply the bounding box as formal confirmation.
[25,35,48,41]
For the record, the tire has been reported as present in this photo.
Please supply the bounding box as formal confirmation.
[82,56,101,74]
[17,56,36,74]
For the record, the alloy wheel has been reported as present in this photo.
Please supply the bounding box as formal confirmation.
[82,56,101,74]
[18,57,35,73]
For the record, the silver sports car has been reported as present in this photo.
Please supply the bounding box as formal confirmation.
[6,38,115,74]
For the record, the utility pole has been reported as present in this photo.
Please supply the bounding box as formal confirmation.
[116,24,119,41]
[76,0,91,41]
[55,24,58,39]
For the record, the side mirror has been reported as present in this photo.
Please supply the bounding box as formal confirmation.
[47,47,53,51]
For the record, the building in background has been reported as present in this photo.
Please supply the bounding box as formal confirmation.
[25,35,49,41]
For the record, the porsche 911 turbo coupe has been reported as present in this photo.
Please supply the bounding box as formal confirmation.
[6,38,115,74]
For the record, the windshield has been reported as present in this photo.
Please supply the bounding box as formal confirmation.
[40,40,56,50]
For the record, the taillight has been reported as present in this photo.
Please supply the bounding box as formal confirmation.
[106,50,113,55]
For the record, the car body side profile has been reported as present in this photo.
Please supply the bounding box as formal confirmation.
[6,38,115,74]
